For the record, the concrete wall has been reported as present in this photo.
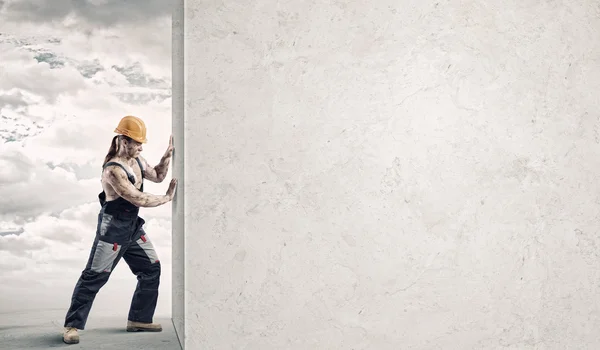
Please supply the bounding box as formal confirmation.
[171,0,185,346]
[173,1,600,349]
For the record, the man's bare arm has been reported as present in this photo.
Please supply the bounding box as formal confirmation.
[140,154,171,183]
[143,135,174,183]
[154,151,172,181]
[105,166,172,207]
[139,156,161,183]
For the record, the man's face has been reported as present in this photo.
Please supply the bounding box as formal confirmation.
[125,139,143,157]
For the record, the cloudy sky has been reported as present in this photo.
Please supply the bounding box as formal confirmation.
[0,0,174,320]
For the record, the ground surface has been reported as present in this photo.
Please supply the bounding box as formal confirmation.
[0,309,181,349]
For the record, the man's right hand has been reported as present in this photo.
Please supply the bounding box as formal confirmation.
[166,178,178,200]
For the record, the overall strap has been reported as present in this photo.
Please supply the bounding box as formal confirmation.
[135,157,145,180]
[104,161,136,185]
[135,157,145,192]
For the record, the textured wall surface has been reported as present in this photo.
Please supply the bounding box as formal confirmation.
[174,0,600,349]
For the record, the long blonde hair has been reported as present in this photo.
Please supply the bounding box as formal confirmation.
[103,135,120,167]
[103,134,137,167]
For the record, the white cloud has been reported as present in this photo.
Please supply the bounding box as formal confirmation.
[0,0,174,317]
[0,89,29,108]
[1,0,171,28]
[0,45,88,103]
[0,142,99,220]
[0,142,32,184]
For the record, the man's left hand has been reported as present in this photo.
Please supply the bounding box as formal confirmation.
[165,135,174,157]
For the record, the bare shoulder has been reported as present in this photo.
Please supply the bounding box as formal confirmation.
[138,154,161,182]
[137,155,148,170]
[103,163,128,185]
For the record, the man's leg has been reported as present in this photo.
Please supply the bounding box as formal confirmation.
[63,235,126,330]
[123,228,162,331]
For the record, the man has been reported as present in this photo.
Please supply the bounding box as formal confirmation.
[62,115,178,345]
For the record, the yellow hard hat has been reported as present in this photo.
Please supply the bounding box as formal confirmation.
[114,115,147,143]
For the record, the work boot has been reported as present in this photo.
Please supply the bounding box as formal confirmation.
[126,320,162,332]
[63,327,79,344]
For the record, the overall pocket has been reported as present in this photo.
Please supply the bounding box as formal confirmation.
[90,240,122,273]
[97,212,114,236]
[135,234,160,264]
[96,212,133,245]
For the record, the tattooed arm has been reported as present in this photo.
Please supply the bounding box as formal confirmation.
[140,135,173,183]
[105,166,177,207]
[140,154,171,183]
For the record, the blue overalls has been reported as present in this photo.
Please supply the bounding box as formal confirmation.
[63,158,161,330]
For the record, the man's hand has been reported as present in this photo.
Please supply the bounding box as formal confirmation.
[144,135,174,183]
[166,178,178,200]
[164,135,174,158]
